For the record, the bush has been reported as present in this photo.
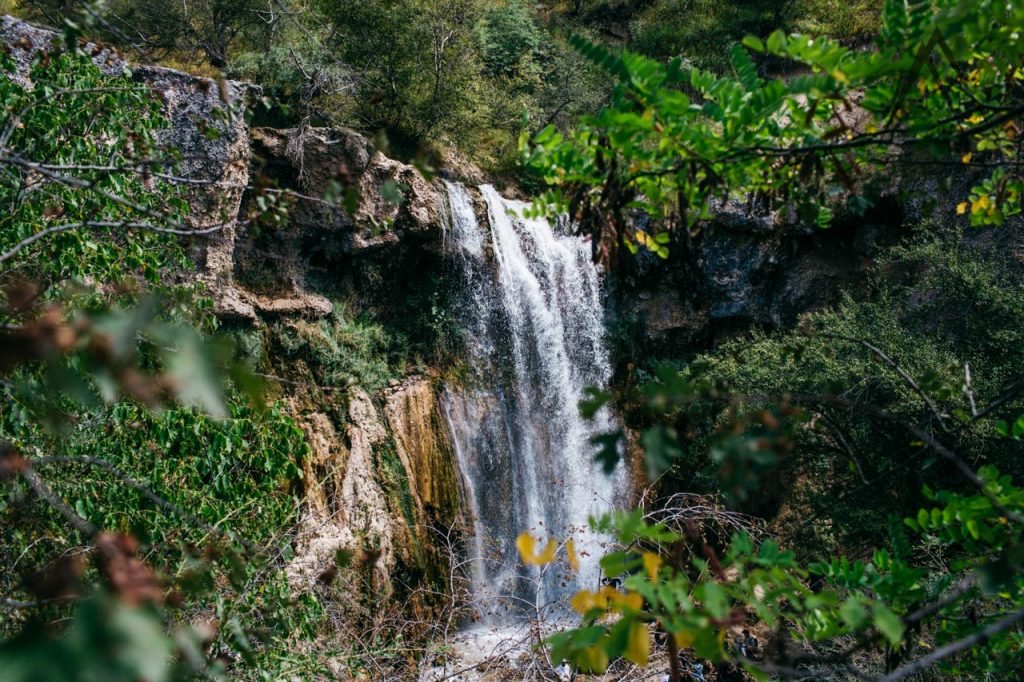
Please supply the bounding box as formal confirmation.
[642,226,1024,557]
[270,305,403,393]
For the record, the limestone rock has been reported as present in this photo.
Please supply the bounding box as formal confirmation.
[384,377,463,532]
[0,15,127,85]
[288,389,403,596]
[246,126,444,258]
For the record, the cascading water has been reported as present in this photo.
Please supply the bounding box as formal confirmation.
[441,181,623,622]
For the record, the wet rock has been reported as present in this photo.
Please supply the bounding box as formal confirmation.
[611,202,908,352]
[384,377,463,531]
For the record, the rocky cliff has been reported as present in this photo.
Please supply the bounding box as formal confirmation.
[1,15,466,619]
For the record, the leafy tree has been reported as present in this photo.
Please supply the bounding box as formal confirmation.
[477,0,541,79]
[521,462,1024,679]
[315,0,484,142]
[20,0,272,69]
[521,0,1024,264]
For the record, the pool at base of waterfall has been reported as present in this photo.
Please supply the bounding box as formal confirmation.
[418,622,568,682]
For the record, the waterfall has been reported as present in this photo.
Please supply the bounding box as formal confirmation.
[441,181,622,621]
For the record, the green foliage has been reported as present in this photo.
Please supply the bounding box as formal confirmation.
[21,0,270,69]
[270,305,402,393]
[522,0,1024,261]
[0,596,176,682]
[559,222,1024,678]
[627,0,882,74]
[534,468,1024,678]
[0,37,324,680]
[314,0,484,141]
[477,0,541,79]
[604,228,1024,551]
[0,48,187,286]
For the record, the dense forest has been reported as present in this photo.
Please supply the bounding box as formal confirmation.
[0,0,1022,680]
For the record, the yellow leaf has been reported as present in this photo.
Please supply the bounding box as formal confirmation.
[612,589,644,611]
[566,539,580,572]
[642,552,662,580]
[957,202,968,215]
[674,629,696,649]
[625,621,651,666]
[585,645,609,674]
[516,533,557,566]
[832,69,848,84]
[570,590,595,614]
[971,195,990,215]
[966,113,985,125]
[961,152,972,164]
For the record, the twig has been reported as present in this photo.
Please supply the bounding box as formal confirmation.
[0,220,230,265]
[879,607,1024,682]
[963,363,978,418]
[813,333,949,432]
[904,573,977,626]
[19,463,97,537]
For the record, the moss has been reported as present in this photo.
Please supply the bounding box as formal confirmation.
[374,443,419,545]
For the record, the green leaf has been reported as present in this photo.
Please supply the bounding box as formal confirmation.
[839,597,868,629]
[742,36,765,52]
[873,603,905,646]
[766,29,787,53]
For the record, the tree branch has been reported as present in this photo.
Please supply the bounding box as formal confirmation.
[879,607,1024,682]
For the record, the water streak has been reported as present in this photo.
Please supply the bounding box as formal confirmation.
[442,181,622,621]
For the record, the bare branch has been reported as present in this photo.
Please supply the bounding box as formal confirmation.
[18,462,98,537]
[879,607,1024,682]
[812,333,949,432]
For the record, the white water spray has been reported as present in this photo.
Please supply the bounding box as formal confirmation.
[442,181,623,621]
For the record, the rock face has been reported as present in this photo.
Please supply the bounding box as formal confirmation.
[289,390,404,595]
[131,66,255,318]
[1,14,461,616]
[611,201,910,353]
[288,379,464,618]
[238,127,447,317]
[384,377,463,531]
[0,15,126,80]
